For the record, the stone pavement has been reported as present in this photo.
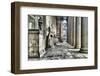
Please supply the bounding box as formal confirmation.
[41,42,87,60]
[29,42,87,60]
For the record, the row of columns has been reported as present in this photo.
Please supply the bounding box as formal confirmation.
[67,17,82,49]
[67,17,88,52]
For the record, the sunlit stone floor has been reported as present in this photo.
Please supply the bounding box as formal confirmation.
[29,42,87,60]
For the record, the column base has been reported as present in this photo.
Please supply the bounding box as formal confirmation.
[79,48,88,53]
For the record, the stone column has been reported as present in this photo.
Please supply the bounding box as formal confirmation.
[61,17,67,42]
[81,17,88,53]
[67,17,74,46]
[73,17,77,48]
[56,17,62,41]
[76,17,81,49]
